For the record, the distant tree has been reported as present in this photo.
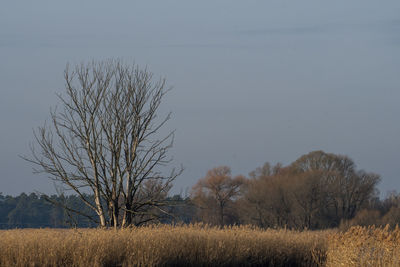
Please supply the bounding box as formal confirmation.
[249,162,272,179]
[381,206,400,226]
[191,166,245,226]
[7,193,52,227]
[241,151,380,229]
[288,170,329,229]
[339,209,382,230]
[291,151,380,225]
[248,162,284,180]
[241,167,293,228]
[160,194,196,224]
[0,193,99,228]
[24,60,181,228]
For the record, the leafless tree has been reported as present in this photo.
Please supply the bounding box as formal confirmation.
[291,150,380,225]
[241,167,294,228]
[241,152,380,229]
[23,59,181,228]
[289,170,328,229]
[191,166,245,226]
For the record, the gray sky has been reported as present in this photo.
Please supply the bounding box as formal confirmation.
[1,0,399,196]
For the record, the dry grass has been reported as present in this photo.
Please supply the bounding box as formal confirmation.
[4,224,400,266]
[0,224,328,267]
[326,225,400,267]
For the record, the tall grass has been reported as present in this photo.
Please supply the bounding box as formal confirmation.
[0,224,328,267]
[326,225,400,267]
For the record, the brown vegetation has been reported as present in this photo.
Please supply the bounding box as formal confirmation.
[194,151,381,230]
[191,166,246,226]
[2,224,400,266]
[0,225,328,267]
[327,225,400,266]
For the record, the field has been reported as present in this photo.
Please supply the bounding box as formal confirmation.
[0,224,398,267]
[326,225,400,267]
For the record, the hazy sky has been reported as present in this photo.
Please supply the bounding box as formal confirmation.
[1,0,399,196]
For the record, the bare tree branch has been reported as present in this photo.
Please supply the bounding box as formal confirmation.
[23,59,181,228]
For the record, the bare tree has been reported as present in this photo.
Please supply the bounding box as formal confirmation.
[24,59,181,228]
[241,152,380,229]
[289,170,328,229]
[191,166,245,226]
[241,167,293,228]
[291,150,380,226]
[248,162,282,179]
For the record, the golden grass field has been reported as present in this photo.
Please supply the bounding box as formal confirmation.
[0,224,398,266]
[326,225,400,267]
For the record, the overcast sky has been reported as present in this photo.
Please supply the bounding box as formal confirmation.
[1,0,399,196]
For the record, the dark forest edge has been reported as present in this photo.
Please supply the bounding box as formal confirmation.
[0,193,192,229]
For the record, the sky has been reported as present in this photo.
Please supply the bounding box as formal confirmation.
[0,0,399,197]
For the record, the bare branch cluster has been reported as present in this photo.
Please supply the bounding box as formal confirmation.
[24,59,181,228]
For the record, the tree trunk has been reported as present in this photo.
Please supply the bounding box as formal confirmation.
[122,201,132,227]
[219,203,224,227]
[94,190,106,227]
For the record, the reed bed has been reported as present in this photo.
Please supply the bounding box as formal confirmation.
[326,225,400,267]
[0,224,328,267]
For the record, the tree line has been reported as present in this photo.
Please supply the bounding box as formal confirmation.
[0,192,193,229]
[191,150,392,230]
[0,193,97,228]
[4,150,400,229]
